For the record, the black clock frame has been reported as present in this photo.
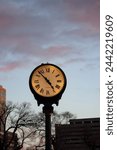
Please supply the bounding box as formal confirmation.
[29,63,67,106]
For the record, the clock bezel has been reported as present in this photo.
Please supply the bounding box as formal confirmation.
[29,63,67,105]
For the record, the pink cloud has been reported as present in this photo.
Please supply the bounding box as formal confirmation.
[0,2,20,29]
[0,61,25,72]
[44,45,71,57]
[0,0,99,73]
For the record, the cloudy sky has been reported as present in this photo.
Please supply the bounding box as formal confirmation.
[0,0,99,118]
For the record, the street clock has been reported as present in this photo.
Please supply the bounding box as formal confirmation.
[29,63,67,106]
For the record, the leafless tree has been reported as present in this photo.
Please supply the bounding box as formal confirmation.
[0,101,44,150]
[0,101,76,150]
[24,110,76,149]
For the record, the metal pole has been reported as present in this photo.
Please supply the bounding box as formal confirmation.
[43,105,53,150]
[45,111,51,150]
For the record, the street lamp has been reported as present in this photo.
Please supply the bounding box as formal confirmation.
[29,63,67,150]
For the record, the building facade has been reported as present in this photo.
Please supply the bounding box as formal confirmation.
[55,118,100,150]
[0,85,6,132]
[0,85,6,104]
[0,85,19,150]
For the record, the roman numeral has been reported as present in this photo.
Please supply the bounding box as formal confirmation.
[36,74,40,77]
[34,80,39,83]
[46,68,50,72]
[39,69,44,74]
[57,80,62,83]
[40,88,44,94]
[55,84,60,89]
[52,70,55,74]
[46,90,50,95]
[56,74,60,77]
[35,84,40,90]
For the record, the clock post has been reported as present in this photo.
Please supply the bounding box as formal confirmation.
[43,104,53,150]
[29,63,67,150]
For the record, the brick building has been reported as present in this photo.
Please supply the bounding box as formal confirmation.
[0,85,19,150]
[55,118,100,150]
[0,85,6,105]
[0,85,6,132]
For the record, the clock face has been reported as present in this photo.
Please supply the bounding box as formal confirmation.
[30,64,66,97]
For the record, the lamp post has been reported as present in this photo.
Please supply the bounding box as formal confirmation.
[29,63,67,150]
[43,105,53,150]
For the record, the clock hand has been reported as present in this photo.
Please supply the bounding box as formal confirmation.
[38,72,55,92]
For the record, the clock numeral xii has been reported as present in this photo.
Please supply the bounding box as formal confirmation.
[46,68,50,72]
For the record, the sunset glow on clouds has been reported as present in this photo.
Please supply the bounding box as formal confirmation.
[0,0,99,118]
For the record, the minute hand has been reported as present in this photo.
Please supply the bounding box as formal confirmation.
[39,72,55,92]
